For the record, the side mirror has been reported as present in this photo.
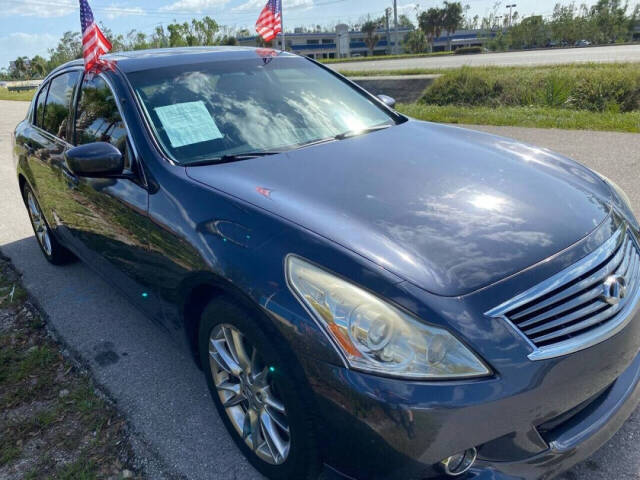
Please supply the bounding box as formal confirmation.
[65,142,124,177]
[377,94,396,109]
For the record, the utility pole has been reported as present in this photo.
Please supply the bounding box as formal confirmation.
[392,0,399,54]
[506,4,516,28]
[385,8,392,55]
[393,0,399,54]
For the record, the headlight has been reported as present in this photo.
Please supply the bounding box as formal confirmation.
[286,256,490,379]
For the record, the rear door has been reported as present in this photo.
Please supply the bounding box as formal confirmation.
[26,70,82,241]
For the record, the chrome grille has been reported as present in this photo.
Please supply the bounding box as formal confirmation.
[486,225,640,360]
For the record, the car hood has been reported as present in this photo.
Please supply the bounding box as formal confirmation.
[186,120,612,296]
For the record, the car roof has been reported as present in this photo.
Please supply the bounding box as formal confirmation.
[52,47,297,75]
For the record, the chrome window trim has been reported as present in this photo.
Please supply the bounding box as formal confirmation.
[486,225,640,361]
[29,81,46,125]
[96,73,141,167]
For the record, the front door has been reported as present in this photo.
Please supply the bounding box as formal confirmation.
[61,72,153,311]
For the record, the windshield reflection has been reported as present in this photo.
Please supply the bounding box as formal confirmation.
[128,56,397,165]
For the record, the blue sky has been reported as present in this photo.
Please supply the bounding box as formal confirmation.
[0,0,634,69]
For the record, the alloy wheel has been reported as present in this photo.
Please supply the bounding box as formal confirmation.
[209,324,291,465]
[27,192,52,256]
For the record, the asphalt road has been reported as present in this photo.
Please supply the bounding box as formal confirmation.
[1,99,640,480]
[330,44,640,72]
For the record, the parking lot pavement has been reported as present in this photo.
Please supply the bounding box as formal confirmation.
[1,99,639,479]
[330,44,640,72]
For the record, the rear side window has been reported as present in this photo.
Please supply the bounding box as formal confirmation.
[42,71,81,141]
[75,75,131,168]
[33,82,49,128]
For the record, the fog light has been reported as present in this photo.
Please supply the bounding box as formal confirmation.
[440,448,477,476]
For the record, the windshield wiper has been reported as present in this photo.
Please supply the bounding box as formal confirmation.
[292,136,339,149]
[335,124,392,140]
[283,125,394,153]
[186,151,282,167]
[185,126,393,166]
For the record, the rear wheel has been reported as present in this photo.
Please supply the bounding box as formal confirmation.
[22,184,75,265]
[199,299,320,479]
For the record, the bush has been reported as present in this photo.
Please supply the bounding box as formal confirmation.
[569,69,640,112]
[422,67,499,106]
[420,63,640,112]
[454,46,483,55]
[534,73,572,107]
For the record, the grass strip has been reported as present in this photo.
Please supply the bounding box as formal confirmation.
[0,88,35,102]
[339,62,640,77]
[397,103,640,133]
[320,51,453,65]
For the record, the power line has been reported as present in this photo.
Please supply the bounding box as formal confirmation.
[1,0,349,19]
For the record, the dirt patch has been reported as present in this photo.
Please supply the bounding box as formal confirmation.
[0,254,143,480]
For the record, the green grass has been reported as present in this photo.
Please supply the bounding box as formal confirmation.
[0,87,35,101]
[321,50,453,64]
[341,62,640,77]
[341,68,445,77]
[57,458,98,480]
[398,103,640,133]
[0,445,20,465]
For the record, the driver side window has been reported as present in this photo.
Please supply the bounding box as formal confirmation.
[75,75,132,170]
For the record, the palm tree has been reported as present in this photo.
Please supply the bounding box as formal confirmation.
[361,20,380,56]
[12,56,29,79]
[419,8,445,52]
[443,1,464,50]
[30,55,47,79]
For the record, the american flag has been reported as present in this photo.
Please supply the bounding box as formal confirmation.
[79,0,112,72]
[255,0,282,43]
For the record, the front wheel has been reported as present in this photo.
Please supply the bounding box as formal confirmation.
[199,299,320,479]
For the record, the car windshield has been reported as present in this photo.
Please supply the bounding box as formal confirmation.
[126,53,399,165]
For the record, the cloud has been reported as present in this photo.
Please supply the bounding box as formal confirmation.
[159,0,230,13]
[0,32,59,70]
[398,2,419,14]
[231,0,264,12]
[232,0,313,13]
[103,4,146,20]
[0,0,76,17]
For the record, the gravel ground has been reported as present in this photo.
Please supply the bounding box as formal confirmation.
[1,99,640,479]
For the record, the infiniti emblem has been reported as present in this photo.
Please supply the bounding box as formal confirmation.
[602,275,627,305]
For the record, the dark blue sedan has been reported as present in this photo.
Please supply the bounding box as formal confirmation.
[12,47,640,480]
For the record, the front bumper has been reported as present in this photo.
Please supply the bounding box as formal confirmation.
[473,347,640,479]
[306,331,640,480]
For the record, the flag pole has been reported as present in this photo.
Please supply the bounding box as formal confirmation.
[280,0,285,51]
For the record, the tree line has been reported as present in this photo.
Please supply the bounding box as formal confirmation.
[403,0,638,53]
[488,0,638,50]
[1,17,246,80]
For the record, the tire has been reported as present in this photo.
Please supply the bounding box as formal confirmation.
[199,298,321,480]
[22,184,76,265]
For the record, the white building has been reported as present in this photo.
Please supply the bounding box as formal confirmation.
[238,25,491,59]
